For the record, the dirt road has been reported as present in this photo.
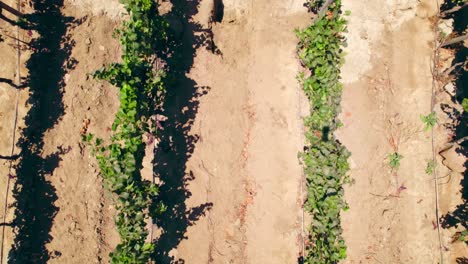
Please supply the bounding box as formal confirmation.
[338,0,465,263]
[158,0,310,263]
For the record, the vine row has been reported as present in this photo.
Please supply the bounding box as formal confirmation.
[296,0,351,263]
[84,0,169,262]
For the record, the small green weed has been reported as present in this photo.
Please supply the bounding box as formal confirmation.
[426,160,436,175]
[388,152,403,170]
[459,230,468,243]
[421,112,437,131]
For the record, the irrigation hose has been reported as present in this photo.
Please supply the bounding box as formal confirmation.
[431,0,444,263]
[0,0,22,263]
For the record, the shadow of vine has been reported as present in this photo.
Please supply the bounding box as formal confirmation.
[439,1,467,262]
[7,0,78,262]
[151,0,221,263]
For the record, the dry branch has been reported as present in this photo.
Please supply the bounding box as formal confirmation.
[0,154,19,160]
[431,3,445,263]
[440,2,468,16]
[0,1,23,17]
[443,61,465,76]
[455,135,468,144]
[441,34,468,47]
[312,0,336,23]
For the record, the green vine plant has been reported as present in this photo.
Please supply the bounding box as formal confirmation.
[83,0,169,263]
[462,98,468,112]
[451,0,467,5]
[458,230,468,243]
[296,0,351,263]
[420,111,438,131]
[426,159,436,175]
[388,152,403,170]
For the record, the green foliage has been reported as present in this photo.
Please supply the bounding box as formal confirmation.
[426,160,436,175]
[84,0,169,263]
[462,98,468,112]
[459,230,468,243]
[450,0,467,5]
[296,1,351,263]
[15,17,29,27]
[420,112,438,131]
[388,152,403,170]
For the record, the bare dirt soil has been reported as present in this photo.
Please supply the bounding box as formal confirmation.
[0,0,122,263]
[147,1,311,263]
[339,0,466,263]
[0,0,31,261]
[44,6,122,263]
[0,0,466,263]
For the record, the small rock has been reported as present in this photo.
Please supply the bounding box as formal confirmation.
[439,18,454,37]
[349,157,357,169]
[70,221,77,231]
[225,226,235,238]
[158,1,172,15]
[99,45,105,51]
[440,144,466,173]
[85,38,91,46]
[444,82,456,96]
[169,248,178,259]
[359,30,368,40]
